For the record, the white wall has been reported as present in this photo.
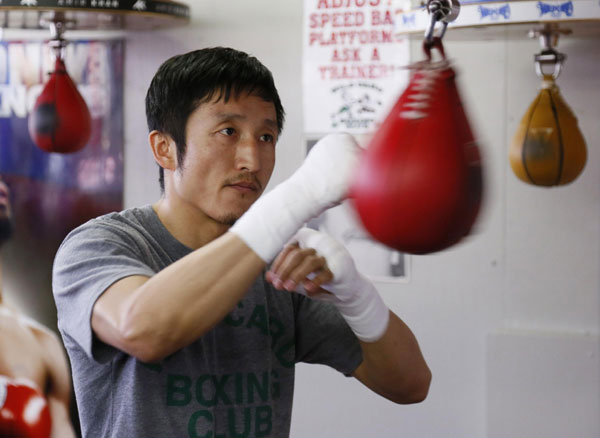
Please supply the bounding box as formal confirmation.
[123,2,599,437]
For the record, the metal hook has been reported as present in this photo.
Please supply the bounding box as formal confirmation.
[528,23,571,80]
[39,12,75,62]
[534,48,566,80]
[424,0,461,43]
[422,36,446,63]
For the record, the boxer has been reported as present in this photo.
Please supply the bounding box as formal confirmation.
[53,47,430,438]
[0,177,76,438]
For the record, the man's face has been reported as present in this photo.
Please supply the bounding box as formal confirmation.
[169,93,278,225]
[0,179,14,246]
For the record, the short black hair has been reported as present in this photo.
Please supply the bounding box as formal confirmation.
[145,47,285,192]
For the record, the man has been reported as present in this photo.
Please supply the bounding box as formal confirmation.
[0,177,76,438]
[53,47,431,437]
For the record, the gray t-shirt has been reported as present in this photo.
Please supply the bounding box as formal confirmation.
[53,205,362,438]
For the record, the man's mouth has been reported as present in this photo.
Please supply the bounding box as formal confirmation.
[225,176,261,194]
[227,181,259,193]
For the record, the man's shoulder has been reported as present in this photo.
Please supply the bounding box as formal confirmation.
[85,205,153,227]
[54,205,158,261]
[67,205,154,239]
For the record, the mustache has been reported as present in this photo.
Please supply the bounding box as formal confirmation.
[223,174,263,191]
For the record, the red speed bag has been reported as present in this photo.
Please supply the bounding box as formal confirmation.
[350,59,483,254]
[28,56,92,153]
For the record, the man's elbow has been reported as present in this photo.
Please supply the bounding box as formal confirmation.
[390,367,432,405]
[118,317,172,363]
[123,340,167,364]
[407,368,432,404]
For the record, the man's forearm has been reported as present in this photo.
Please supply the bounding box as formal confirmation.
[354,311,431,404]
[95,233,265,362]
[269,228,431,404]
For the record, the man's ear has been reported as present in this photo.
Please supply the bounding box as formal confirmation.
[149,130,177,171]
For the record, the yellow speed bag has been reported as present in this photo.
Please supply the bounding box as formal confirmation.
[509,75,587,186]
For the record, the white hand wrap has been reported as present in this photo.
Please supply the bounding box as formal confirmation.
[230,133,360,263]
[292,228,390,343]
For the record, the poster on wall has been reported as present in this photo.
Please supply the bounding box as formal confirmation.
[303,1,411,282]
[303,0,411,134]
[0,40,124,322]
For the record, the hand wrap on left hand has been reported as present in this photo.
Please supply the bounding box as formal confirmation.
[292,228,390,343]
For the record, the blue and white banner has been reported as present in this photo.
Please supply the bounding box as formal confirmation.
[394,0,599,34]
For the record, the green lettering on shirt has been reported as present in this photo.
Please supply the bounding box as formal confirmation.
[275,340,295,368]
[247,372,269,404]
[268,316,285,348]
[270,371,280,400]
[167,374,192,406]
[246,304,269,335]
[227,407,251,438]
[188,410,213,438]
[224,302,244,327]
[213,375,232,406]
[255,405,273,437]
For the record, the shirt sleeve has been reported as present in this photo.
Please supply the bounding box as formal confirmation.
[52,218,156,363]
[293,295,363,376]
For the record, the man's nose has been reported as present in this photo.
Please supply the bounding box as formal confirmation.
[235,137,261,172]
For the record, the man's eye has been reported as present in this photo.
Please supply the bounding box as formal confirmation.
[260,134,274,143]
[220,128,235,136]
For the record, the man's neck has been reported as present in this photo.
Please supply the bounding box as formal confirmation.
[152,198,230,250]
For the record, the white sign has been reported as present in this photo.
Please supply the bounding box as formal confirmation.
[303,0,410,134]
